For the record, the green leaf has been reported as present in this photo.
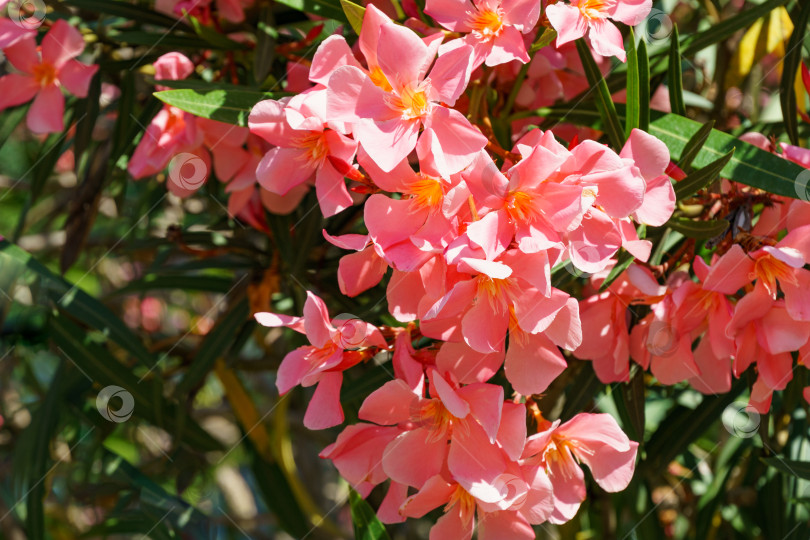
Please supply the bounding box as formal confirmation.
[274,0,347,23]
[665,217,729,239]
[625,29,640,138]
[575,39,624,149]
[251,449,311,537]
[187,13,247,49]
[63,0,189,28]
[0,106,28,151]
[14,363,89,540]
[340,0,366,35]
[155,89,279,126]
[638,39,650,132]
[109,31,213,50]
[644,378,745,474]
[613,367,645,443]
[529,28,557,53]
[254,6,277,84]
[174,296,250,397]
[682,0,790,57]
[349,488,391,540]
[674,149,734,200]
[599,249,635,292]
[668,25,685,117]
[114,274,237,295]
[560,364,604,422]
[649,114,808,200]
[47,314,222,452]
[678,119,715,172]
[113,96,163,171]
[780,0,810,145]
[0,240,155,369]
[762,457,810,480]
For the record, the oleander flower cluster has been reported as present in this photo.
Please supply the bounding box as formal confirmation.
[242,4,672,531]
[6,0,810,536]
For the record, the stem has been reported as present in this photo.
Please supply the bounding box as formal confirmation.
[389,0,406,20]
[502,61,530,119]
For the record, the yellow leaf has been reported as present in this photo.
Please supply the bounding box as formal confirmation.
[214,359,271,457]
[726,7,793,88]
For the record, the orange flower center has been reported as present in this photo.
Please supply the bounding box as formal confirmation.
[544,435,589,478]
[752,254,798,297]
[477,274,518,313]
[445,485,476,526]
[32,62,57,87]
[504,190,537,223]
[406,174,445,211]
[578,0,608,19]
[387,81,432,120]
[293,131,329,165]
[411,398,456,440]
[466,8,504,41]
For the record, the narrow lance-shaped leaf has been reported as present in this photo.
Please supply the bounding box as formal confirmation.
[0,240,155,368]
[682,0,790,56]
[625,29,640,137]
[668,24,685,116]
[674,149,734,200]
[599,249,636,292]
[649,113,809,200]
[350,488,392,540]
[575,39,625,148]
[340,0,366,35]
[274,0,348,24]
[762,457,810,481]
[678,119,715,173]
[780,0,810,145]
[638,39,650,131]
[155,89,281,126]
[665,217,729,239]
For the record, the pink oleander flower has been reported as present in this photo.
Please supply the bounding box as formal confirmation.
[722,282,810,412]
[128,105,203,179]
[464,128,672,273]
[128,52,201,179]
[425,0,541,67]
[0,17,35,48]
[325,15,487,176]
[217,133,309,222]
[249,88,358,217]
[425,213,570,348]
[522,412,638,523]
[254,291,386,429]
[546,0,652,62]
[0,20,98,133]
[398,465,554,540]
[668,256,736,394]
[320,423,403,497]
[359,370,519,501]
[703,231,810,322]
[575,264,665,382]
[629,274,703,386]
